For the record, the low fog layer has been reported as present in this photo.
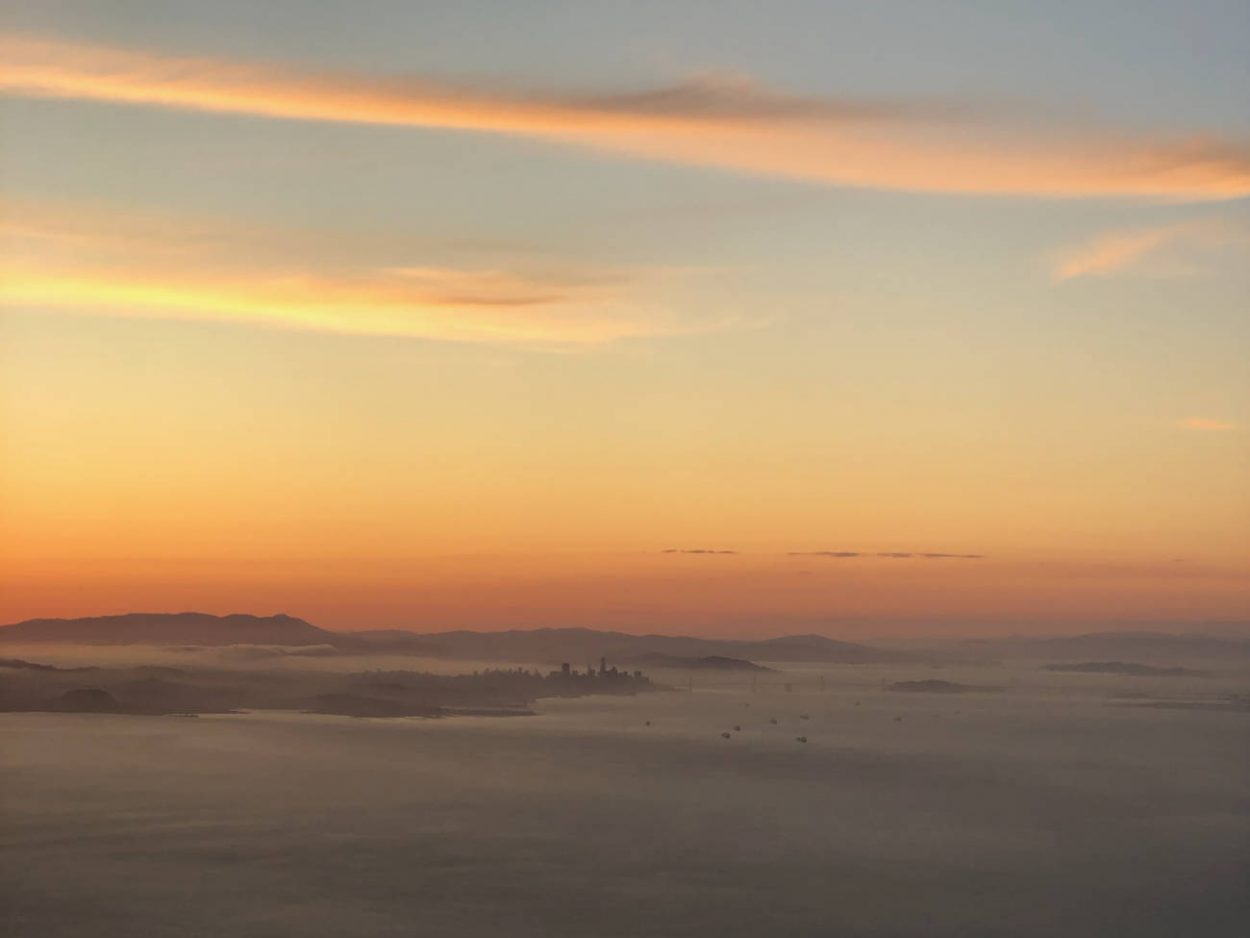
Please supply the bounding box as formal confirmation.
[0,655,655,718]
[3,640,1248,938]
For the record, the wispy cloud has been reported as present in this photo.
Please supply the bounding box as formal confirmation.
[788,551,985,560]
[789,551,865,558]
[0,201,708,345]
[664,549,986,559]
[1052,218,1245,280]
[1179,417,1239,431]
[4,35,1250,199]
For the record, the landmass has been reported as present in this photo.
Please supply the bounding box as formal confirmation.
[887,679,1002,694]
[631,653,774,671]
[0,613,904,664]
[0,612,346,647]
[1042,661,1207,677]
[0,656,656,718]
[1113,694,1250,714]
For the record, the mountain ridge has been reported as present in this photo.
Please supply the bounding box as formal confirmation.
[12,613,1243,665]
[0,612,344,647]
[0,613,900,663]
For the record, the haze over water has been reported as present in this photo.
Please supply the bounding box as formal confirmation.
[2,2,1248,935]
[5,661,1248,937]
[3,1,1249,633]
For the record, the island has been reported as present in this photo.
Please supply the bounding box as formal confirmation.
[1041,661,1208,677]
[887,679,1003,694]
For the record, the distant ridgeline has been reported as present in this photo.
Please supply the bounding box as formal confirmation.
[5,613,1247,668]
[0,613,905,665]
[1041,661,1207,677]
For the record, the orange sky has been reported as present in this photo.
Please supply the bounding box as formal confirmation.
[3,551,1248,637]
[2,13,1248,636]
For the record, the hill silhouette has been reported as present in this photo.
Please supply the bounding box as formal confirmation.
[631,653,773,671]
[0,615,901,664]
[0,612,343,647]
[414,626,901,664]
[962,631,1250,661]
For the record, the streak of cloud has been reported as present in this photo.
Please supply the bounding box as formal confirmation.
[0,202,706,345]
[1053,218,1245,280]
[1180,417,1239,431]
[788,551,985,560]
[788,551,864,558]
[4,35,1250,199]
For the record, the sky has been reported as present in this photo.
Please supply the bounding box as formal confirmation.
[2,1,1248,636]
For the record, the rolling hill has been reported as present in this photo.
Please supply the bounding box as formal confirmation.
[0,615,899,664]
[0,612,344,647]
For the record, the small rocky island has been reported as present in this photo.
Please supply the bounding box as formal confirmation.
[1042,661,1207,677]
[887,679,1002,694]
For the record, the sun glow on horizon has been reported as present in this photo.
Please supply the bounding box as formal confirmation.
[2,8,1248,634]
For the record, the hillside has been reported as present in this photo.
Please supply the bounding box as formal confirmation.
[413,627,902,665]
[0,614,900,665]
[630,653,774,672]
[0,612,344,647]
[962,631,1250,662]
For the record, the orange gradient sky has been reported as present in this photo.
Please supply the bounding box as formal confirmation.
[2,2,1248,635]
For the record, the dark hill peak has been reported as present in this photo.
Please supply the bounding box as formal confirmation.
[0,612,340,647]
